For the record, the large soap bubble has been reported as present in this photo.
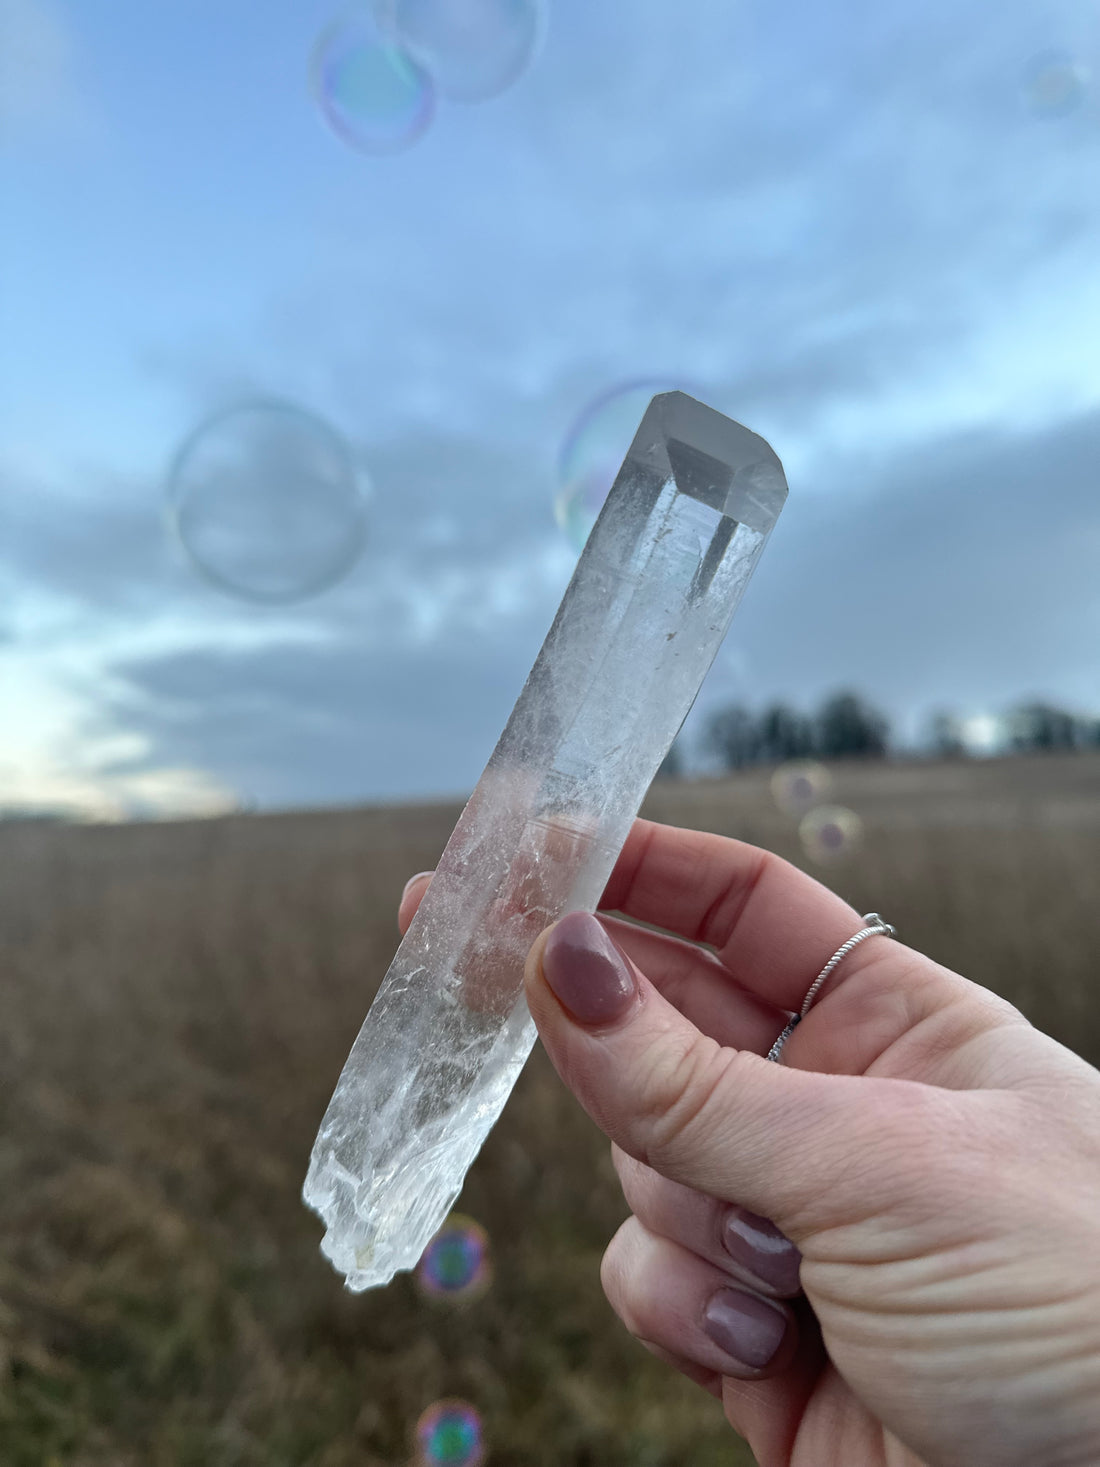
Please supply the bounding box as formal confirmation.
[167,401,369,603]
[311,8,435,154]
[381,0,545,103]
[555,378,701,552]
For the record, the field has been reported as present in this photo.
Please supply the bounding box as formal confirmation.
[2,753,1098,1466]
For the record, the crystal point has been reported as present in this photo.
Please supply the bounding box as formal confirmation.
[302,394,787,1290]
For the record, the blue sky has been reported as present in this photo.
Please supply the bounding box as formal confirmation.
[1,0,1098,817]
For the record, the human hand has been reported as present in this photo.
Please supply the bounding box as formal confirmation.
[399,819,1100,1467]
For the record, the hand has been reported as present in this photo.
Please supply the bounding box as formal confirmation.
[399,819,1100,1467]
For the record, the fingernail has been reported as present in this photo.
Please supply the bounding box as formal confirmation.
[402,871,432,901]
[541,912,638,1027]
[722,1207,802,1294]
[702,1287,787,1370]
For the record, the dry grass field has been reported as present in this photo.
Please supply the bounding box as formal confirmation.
[1,753,1098,1466]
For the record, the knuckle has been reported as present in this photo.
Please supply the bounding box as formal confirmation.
[609,1143,648,1209]
[635,1030,742,1172]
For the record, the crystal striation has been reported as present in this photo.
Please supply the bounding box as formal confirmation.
[303,393,788,1290]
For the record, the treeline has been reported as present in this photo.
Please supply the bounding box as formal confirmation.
[657,691,1100,777]
[701,691,890,772]
[929,702,1100,757]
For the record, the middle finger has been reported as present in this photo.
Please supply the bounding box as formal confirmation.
[601,1214,800,1381]
[611,1142,803,1298]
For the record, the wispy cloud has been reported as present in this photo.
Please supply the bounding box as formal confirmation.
[0,0,96,142]
[67,406,1099,810]
[3,0,1098,812]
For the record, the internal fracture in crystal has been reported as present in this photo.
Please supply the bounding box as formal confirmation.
[302,392,788,1289]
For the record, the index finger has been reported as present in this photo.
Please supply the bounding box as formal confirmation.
[601,819,882,1014]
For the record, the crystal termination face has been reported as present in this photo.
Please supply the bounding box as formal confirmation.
[302,393,788,1290]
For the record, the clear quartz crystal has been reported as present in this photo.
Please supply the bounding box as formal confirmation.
[303,392,788,1290]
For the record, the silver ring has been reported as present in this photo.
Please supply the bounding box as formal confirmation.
[766,913,897,1063]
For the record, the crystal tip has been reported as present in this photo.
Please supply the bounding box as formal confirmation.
[630,391,788,535]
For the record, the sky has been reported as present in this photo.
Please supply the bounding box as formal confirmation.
[1,0,1098,818]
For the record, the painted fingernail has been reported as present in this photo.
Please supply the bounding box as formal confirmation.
[702,1287,788,1370]
[402,871,433,901]
[541,912,638,1027]
[722,1207,802,1294]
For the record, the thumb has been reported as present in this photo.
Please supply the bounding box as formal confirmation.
[524,911,933,1239]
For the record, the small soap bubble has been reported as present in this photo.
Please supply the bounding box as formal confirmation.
[799,805,864,863]
[311,9,435,154]
[416,1213,492,1302]
[382,0,544,103]
[1022,49,1089,119]
[413,1398,486,1467]
[555,379,699,552]
[167,400,368,603]
[771,761,831,817]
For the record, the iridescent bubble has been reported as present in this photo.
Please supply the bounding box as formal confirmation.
[771,761,831,817]
[413,1399,486,1467]
[311,9,435,154]
[799,805,864,863]
[380,0,545,103]
[1022,49,1089,119]
[167,400,368,603]
[555,378,702,552]
[416,1214,491,1302]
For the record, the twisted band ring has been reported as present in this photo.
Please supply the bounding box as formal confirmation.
[766,913,897,1064]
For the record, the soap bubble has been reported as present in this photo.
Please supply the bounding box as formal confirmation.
[771,761,831,817]
[555,378,700,551]
[413,1399,486,1467]
[416,1214,491,1302]
[311,9,435,154]
[380,0,545,102]
[167,400,369,603]
[799,805,864,863]
[1022,49,1089,119]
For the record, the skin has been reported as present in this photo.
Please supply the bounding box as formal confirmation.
[398,817,1100,1467]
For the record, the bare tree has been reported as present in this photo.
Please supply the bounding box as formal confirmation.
[1008,702,1082,752]
[655,738,686,780]
[758,703,816,763]
[927,710,967,758]
[815,691,890,759]
[705,705,761,770]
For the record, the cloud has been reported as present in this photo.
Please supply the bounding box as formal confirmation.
[0,0,92,141]
[1,464,180,618]
[3,0,1098,811]
[0,420,574,640]
[101,634,537,808]
[0,418,578,810]
[722,403,1100,727]
[0,651,235,820]
[214,0,1100,494]
[84,406,1100,807]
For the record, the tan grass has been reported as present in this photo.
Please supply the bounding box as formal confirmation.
[1,753,1098,1465]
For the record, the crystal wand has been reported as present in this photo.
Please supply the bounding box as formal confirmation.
[303,393,788,1289]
